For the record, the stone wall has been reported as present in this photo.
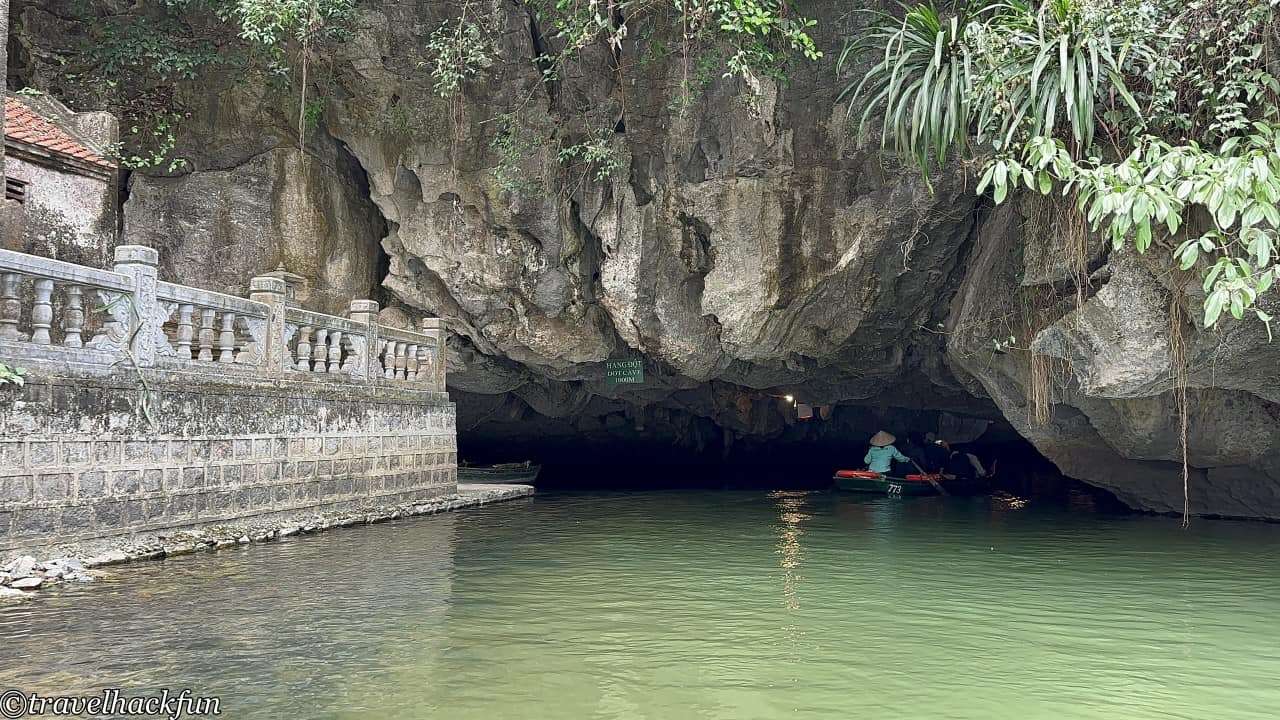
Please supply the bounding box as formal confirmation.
[0,244,457,553]
[3,93,118,267]
[0,371,457,553]
[5,153,115,267]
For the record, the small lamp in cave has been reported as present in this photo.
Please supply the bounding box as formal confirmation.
[784,395,794,404]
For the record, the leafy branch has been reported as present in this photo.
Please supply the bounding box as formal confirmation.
[844,0,1280,331]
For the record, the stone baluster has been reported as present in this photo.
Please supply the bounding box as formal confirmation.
[347,299,379,382]
[248,275,288,374]
[175,304,194,358]
[395,342,409,380]
[384,340,398,379]
[405,343,419,381]
[63,286,85,348]
[197,309,216,361]
[296,326,313,371]
[416,344,433,385]
[217,312,237,363]
[30,279,54,345]
[327,330,343,374]
[422,318,446,390]
[312,328,329,373]
[0,273,20,340]
[111,246,160,367]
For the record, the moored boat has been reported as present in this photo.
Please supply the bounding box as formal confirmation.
[458,461,541,485]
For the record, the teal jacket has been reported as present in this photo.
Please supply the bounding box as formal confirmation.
[865,445,909,473]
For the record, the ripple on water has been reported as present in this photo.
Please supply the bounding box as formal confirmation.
[1,491,1279,719]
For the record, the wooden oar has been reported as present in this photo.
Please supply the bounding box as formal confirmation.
[909,458,949,496]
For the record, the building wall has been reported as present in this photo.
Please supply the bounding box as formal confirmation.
[0,369,458,553]
[5,152,116,267]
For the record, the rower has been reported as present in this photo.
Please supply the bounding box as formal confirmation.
[864,431,910,474]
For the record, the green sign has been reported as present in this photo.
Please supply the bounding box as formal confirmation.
[605,359,644,385]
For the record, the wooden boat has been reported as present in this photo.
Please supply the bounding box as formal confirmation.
[457,461,541,485]
[833,469,949,496]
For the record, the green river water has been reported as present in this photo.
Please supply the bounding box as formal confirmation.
[1,491,1278,719]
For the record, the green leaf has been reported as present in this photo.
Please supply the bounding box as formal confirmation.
[1262,203,1280,228]
[1108,71,1142,116]
[1178,242,1199,270]
[1205,289,1228,327]
[1037,171,1052,195]
[1254,156,1271,182]
[977,163,996,194]
[1256,310,1274,342]
[1133,192,1150,220]
[1135,219,1153,253]
[1253,232,1273,267]
[1204,260,1227,293]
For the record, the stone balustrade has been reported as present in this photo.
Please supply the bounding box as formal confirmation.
[0,245,446,391]
[155,280,270,368]
[0,247,136,365]
[0,245,456,554]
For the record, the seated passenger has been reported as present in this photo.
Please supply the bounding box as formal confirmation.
[922,433,949,473]
[944,449,976,481]
[899,433,926,467]
[953,442,992,478]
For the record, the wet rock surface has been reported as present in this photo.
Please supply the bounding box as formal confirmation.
[947,198,1280,518]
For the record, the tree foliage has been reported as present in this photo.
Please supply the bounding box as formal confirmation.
[0,363,26,387]
[843,0,1280,331]
[49,0,355,169]
[419,0,821,191]
[425,0,820,100]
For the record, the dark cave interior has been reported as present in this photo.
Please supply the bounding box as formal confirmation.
[455,396,1128,510]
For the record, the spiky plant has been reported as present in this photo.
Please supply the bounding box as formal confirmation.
[837,2,985,172]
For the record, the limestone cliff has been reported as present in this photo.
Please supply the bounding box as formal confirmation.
[9,0,1280,517]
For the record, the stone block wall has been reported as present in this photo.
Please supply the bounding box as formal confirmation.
[0,244,458,553]
[0,370,457,554]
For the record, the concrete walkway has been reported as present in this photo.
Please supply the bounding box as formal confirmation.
[456,483,536,506]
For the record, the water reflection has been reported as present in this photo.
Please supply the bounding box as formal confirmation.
[0,515,458,718]
[768,491,811,611]
[3,493,1280,720]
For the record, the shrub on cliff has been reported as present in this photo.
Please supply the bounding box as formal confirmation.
[842,0,1280,331]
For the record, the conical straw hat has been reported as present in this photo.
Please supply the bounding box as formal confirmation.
[870,430,896,447]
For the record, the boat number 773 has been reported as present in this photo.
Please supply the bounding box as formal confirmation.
[887,483,903,496]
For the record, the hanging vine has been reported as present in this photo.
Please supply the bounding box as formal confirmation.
[1169,280,1193,527]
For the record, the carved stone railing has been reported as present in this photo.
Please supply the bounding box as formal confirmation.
[0,245,448,392]
[378,322,445,387]
[0,248,137,366]
[155,281,271,370]
[285,307,369,379]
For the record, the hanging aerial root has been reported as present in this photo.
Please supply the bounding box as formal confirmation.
[1169,287,1192,528]
[1028,353,1053,426]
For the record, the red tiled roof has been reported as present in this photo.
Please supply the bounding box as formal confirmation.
[5,96,116,170]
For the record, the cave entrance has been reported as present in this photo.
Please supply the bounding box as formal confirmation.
[455,395,1125,510]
